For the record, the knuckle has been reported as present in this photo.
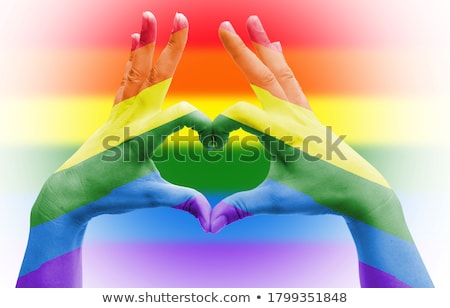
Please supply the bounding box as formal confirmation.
[258,69,277,87]
[233,101,252,111]
[231,102,253,119]
[230,200,250,219]
[166,37,183,52]
[174,101,195,114]
[276,65,295,81]
[230,41,249,62]
[127,67,144,83]
[148,66,169,85]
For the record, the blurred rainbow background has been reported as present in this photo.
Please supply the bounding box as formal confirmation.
[1,0,449,287]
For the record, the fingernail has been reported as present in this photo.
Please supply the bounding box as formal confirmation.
[139,11,157,47]
[248,15,263,32]
[130,33,140,51]
[247,15,267,43]
[247,15,282,53]
[271,41,283,53]
[220,21,236,34]
[172,12,188,33]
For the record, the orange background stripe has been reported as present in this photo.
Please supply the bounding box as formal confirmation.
[2,48,440,98]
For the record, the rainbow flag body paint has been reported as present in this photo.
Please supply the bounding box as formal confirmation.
[210,85,433,287]
[10,0,439,288]
[16,13,213,286]
[16,78,213,287]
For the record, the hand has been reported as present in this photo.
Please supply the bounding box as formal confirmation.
[17,12,211,287]
[210,16,433,288]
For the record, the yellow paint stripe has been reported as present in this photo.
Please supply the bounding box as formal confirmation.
[55,79,199,172]
[222,86,391,188]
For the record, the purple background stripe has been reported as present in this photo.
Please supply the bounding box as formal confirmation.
[82,242,359,287]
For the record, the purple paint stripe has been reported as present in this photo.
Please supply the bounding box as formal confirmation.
[359,261,411,288]
[173,195,211,232]
[16,249,82,288]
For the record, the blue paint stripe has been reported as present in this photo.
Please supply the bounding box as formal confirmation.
[20,172,162,277]
[19,216,86,277]
[346,217,432,287]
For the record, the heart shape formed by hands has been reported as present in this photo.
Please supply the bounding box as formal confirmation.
[192,16,399,238]
[16,11,433,289]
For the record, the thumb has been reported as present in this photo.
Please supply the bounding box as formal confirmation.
[210,180,279,233]
[152,178,212,232]
[172,192,211,233]
[80,171,211,232]
[210,178,329,233]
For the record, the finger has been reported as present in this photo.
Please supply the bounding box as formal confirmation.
[135,101,212,150]
[150,177,211,232]
[141,12,189,90]
[213,100,305,160]
[122,11,157,101]
[247,16,310,109]
[210,102,272,149]
[114,33,141,105]
[218,21,288,104]
[169,103,212,147]
[174,194,211,233]
[159,183,211,233]
[210,181,275,233]
[130,32,141,51]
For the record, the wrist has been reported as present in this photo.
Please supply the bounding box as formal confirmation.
[30,171,94,227]
[338,179,414,243]
[343,200,433,288]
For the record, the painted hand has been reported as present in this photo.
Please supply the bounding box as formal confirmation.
[17,12,211,287]
[209,16,433,288]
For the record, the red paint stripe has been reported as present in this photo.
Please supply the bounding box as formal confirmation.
[171,12,188,34]
[136,12,157,49]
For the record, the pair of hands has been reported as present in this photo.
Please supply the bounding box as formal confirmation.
[31,12,399,235]
[20,11,434,288]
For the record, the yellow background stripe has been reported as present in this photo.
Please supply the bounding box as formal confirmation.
[1,94,442,147]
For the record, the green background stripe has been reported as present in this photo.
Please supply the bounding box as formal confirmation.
[3,136,442,234]
[3,144,441,193]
